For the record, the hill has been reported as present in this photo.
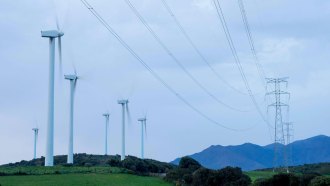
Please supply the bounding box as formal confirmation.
[172,135,330,171]
[0,174,171,186]
[2,153,176,175]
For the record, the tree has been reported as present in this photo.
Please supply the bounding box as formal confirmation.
[179,157,201,171]
[310,176,330,186]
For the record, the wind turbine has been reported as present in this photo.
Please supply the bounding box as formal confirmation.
[117,99,130,161]
[103,113,110,155]
[64,73,78,164]
[41,29,64,166]
[32,128,39,159]
[138,117,147,159]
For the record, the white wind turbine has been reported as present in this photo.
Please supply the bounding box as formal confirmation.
[117,99,131,161]
[64,72,79,164]
[32,128,39,159]
[138,117,147,159]
[103,113,110,155]
[41,28,64,166]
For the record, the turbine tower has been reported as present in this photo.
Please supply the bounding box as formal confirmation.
[138,117,146,159]
[65,74,78,164]
[32,128,39,159]
[41,30,64,166]
[103,113,110,155]
[117,99,129,161]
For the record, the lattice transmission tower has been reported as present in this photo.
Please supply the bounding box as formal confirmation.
[266,77,291,173]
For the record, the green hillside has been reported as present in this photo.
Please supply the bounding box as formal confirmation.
[0,174,171,186]
[0,154,175,186]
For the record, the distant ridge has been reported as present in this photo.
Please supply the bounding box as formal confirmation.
[172,135,330,171]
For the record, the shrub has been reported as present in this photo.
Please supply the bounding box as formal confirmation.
[183,174,193,184]
[164,168,192,184]
[310,176,330,186]
[210,167,251,186]
[179,157,201,171]
[299,173,320,186]
[191,168,211,186]
[253,178,272,186]
[271,173,300,186]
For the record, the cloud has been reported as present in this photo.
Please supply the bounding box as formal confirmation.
[192,0,214,10]
[259,38,304,65]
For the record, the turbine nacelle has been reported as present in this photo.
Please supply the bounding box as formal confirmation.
[32,128,39,132]
[103,113,110,117]
[138,118,146,122]
[118,100,129,105]
[64,74,78,81]
[41,30,64,38]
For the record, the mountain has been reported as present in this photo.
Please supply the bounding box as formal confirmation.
[172,135,330,171]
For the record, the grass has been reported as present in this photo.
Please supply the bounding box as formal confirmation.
[245,171,276,182]
[0,166,126,175]
[0,173,172,186]
[0,166,171,186]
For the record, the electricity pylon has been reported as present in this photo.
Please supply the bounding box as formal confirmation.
[284,121,294,170]
[266,77,290,173]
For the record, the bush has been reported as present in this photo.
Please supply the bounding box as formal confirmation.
[183,174,193,184]
[191,168,211,186]
[179,157,201,171]
[252,173,320,186]
[270,173,300,186]
[165,163,251,186]
[253,178,272,186]
[299,173,320,186]
[165,168,192,184]
[216,167,251,186]
[310,176,330,186]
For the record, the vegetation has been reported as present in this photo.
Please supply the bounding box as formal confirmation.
[245,171,276,182]
[2,154,330,185]
[119,155,175,175]
[0,173,171,186]
[0,154,176,185]
[1,154,176,176]
[257,163,330,176]
[165,156,251,186]
[247,163,330,185]
[309,176,330,186]
[0,166,126,176]
[250,172,330,186]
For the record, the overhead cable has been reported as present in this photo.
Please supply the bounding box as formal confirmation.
[80,0,253,131]
[124,0,249,112]
[161,0,249,96]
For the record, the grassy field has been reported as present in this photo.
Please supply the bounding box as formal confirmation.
[0,173,172,186]
[0,166,125,175]
[0,166,171,186]
[245,171,276,182]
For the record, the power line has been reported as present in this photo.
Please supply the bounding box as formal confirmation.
[79,0,253,131]
[237,0,266,86]
[160,0,249,96]
[124,0,249,113]
[212,0,271,129]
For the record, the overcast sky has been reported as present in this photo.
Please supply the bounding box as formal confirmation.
[0,0,329,165]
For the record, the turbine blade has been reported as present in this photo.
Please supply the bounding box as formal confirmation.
[73,63,77,76]
[58,37,63,78]
[144,121,147,139]
[56,15,61,31]
[36,130,39,143]
[73,79,77,95]
[125,104,132,125]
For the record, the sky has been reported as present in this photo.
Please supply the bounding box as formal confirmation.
[0,0,330,165]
